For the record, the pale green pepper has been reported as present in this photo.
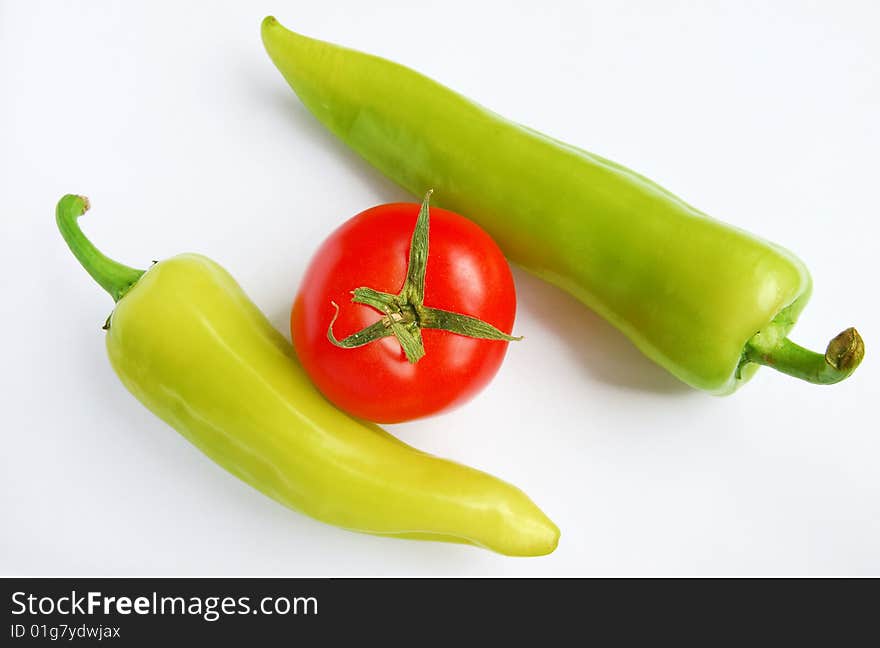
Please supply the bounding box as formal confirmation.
[56,194,559,557]
[261,16,864,394]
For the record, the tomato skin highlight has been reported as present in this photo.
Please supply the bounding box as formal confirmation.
[292,202,517,423]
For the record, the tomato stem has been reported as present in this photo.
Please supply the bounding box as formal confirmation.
[327,302,394,347]
[327,191,521,363]
[419,307,523,342]
[351,286,398,312]
[400,188,432,305]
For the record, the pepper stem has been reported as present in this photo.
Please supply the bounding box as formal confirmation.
[327,190,521,363]
[743,327,864,385]
[56,194,145,302]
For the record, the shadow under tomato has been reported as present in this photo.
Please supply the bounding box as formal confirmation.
[511,268,692,395]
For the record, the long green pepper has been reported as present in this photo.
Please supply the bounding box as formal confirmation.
[261,17,864,394]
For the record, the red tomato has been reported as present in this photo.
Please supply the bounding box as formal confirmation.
[291,201,517,423]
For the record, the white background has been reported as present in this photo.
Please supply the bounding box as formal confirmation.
[2,0,878,576]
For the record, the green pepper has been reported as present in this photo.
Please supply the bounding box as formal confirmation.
[261,17,864,394]
[56,194,559,557]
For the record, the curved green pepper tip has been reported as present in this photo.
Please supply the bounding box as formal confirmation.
[261,15,279,35]
[55,194,145,304]
[744,325,865,386]
[57,193,90,216]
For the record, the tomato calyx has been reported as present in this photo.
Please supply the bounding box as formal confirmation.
[327,190,522,364]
